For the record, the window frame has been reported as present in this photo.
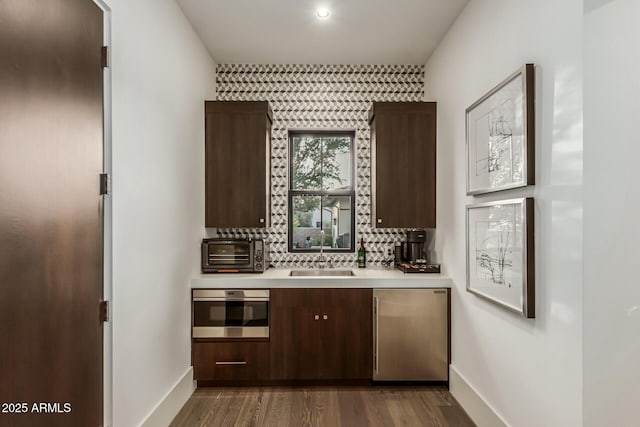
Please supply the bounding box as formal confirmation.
[288,130,356,253]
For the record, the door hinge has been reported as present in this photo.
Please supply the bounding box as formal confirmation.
[101,46,110,68]
[100,300,110,323]
[100,173,110,195]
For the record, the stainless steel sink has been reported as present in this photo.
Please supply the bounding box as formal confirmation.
[289,269,354,277]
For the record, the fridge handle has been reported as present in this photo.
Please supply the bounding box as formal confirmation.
[374,296,379,374]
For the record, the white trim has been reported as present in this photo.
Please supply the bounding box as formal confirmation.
[92,1,112,426]
[449,365,509,427]
[139,368,196,427]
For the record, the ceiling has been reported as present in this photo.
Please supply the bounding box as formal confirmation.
[176,0,469,64]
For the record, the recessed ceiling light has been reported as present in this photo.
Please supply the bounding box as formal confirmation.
[316,8,331,19]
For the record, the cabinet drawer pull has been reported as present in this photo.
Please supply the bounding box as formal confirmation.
[215,361,247,365]
[314,315,320,320]
[374,296,379,374]
[323,314,328,320]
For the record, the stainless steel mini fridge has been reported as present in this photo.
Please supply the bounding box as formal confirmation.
[373,289,449,381]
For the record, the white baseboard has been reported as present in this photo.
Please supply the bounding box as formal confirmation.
[139,367,196,427]
[450,365,509,427]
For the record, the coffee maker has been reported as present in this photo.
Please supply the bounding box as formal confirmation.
[404,229,428,264]
[396,229,441,273]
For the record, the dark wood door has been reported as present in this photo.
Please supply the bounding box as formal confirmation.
[269,289,323,380]
[0,1,104,426]
[371,102,437,228]
[204,101,271,228]
[320,289,372,379]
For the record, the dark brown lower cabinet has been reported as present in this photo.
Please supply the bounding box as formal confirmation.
[193,342,270,381]
[269,288,372,381]
[268,288,322,380]
[192,288,373,384]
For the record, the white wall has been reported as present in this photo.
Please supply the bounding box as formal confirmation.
[583,0,640,425]
[425,1,583,426]
[108,0,215,425]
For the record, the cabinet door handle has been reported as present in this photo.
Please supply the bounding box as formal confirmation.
[259,218,265,223]
[374,296,379,374]
[377,218,382,224]
[314,315,320,320]
[215,361,247,365]
[323,314,328,320]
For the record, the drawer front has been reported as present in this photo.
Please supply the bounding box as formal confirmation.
[193,342,269,381]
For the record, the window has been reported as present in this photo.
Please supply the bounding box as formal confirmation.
[289,131,355,252]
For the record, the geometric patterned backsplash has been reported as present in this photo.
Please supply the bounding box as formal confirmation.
[214,64,425,268]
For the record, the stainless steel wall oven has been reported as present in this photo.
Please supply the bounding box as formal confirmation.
[192,289,269,338]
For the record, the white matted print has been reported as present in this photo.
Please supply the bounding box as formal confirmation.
[466,64,535,195]
[466,198,535,318]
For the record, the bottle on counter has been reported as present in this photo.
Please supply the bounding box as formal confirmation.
[357,237,367,268]
[394,241,403,265]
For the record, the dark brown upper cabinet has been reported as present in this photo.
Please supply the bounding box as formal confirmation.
[205,101,272,228]
[369,102,437,228]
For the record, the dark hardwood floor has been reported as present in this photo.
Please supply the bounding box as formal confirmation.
[170,386,475,427]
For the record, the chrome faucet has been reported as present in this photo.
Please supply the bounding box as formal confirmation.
[317,230,327,269]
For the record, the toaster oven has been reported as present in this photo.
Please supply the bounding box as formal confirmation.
[201,238,269,273]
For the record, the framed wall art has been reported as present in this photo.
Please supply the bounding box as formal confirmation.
[466,64,535,195]
[466,198,535,318]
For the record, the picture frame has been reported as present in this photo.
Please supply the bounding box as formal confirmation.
[466,198,535,318]
[466,64,535,195]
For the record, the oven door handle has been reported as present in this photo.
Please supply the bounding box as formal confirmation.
[192,298,270,302]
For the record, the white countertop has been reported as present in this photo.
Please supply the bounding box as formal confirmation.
[191,267,452,289]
